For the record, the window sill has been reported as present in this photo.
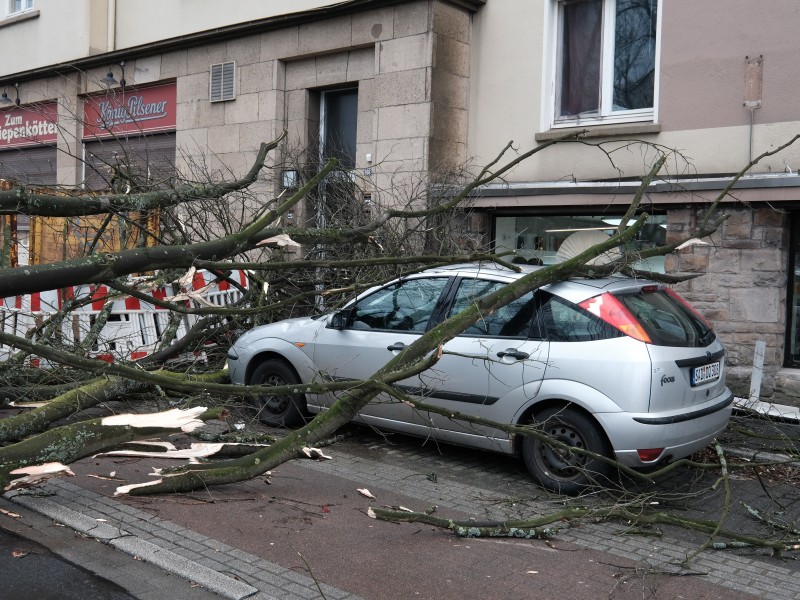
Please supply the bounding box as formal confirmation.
[0,9,39,29]
[535,122,661,142]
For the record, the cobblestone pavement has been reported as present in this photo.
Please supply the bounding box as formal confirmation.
[3,415,799,600]
[316,424,800,599]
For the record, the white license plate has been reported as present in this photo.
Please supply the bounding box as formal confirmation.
[692,361,720,386]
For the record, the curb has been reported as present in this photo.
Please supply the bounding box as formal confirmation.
[5,490,262,600]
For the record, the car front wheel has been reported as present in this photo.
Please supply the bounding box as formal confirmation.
[522,406,613,495]
[248,359,307,427]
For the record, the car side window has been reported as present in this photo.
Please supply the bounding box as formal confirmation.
[350,277,449,332]
[537,293,622,342]
[446,278,537,338]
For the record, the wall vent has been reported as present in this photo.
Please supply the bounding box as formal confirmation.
[210,62,236,102]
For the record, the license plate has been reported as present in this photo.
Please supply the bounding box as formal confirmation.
[691,361,720,386]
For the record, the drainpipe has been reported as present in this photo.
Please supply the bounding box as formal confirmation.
[743,55,763,164]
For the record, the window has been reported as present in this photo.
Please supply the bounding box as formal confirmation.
[349,277,448,332]
[316,88,359,229]
[552,0,659,126]
[321,89,358,169]
[446,278,537,338]
[615,289,714,348]
[538,294,622,342]
[494,214,667,273]
[210,62,235,102]
[8,0,33,15]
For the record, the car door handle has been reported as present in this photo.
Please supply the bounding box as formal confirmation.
[387,342,407,352]
[497,348,530,360]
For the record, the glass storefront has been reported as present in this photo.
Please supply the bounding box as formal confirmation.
[494,213,667,273]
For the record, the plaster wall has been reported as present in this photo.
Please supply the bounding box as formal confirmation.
[468,0,800,183]
[0,0,97,76]
[114,0,343,50]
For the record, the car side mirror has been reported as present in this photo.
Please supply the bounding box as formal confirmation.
[329,308,353,330]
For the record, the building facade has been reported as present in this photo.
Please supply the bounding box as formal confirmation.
[2,0,800,403]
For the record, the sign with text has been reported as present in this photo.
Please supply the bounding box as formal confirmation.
[83,82,177,139]
[0,102,58,149]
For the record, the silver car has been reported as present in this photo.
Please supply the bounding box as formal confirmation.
[227,263,732,494]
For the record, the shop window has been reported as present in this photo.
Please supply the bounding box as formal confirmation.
[494,214,667,273]
[550,0,659,127]
[8,0,33,15]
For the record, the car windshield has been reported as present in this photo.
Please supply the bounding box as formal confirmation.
[615,290,715,347]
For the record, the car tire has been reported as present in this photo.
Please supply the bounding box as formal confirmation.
[248,359,307,427]
[522,405,613,495]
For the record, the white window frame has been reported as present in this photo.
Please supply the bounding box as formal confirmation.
[543,0,661,129]
[8,0,33,16]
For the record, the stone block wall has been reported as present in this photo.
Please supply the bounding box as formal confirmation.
[666,205,792,402]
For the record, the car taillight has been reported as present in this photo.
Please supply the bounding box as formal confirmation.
[579,292,652,343]
[664,287,713,329]
[637,448,664,462]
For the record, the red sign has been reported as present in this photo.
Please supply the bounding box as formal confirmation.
[83,82,176,139]
[0,102,58,149]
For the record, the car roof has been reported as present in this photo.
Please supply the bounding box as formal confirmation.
[412,261,659,303]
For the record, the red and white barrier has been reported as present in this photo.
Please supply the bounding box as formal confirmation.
[0,269,248,365]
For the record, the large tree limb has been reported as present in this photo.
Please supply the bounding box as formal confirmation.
[0,134,284,217]
[0,155,336,297]
[370,506,789,554]
[119,217,651,495]
[0,406,221,489]
[0,376,148,443]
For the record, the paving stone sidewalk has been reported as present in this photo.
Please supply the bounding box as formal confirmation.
[4,430,799,600]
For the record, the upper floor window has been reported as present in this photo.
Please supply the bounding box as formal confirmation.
[8,0,33,16]
[552,0,659,127]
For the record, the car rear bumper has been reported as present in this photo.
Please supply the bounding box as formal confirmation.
[597,388,734,468]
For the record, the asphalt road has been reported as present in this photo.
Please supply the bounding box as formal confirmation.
[0,528,136,600]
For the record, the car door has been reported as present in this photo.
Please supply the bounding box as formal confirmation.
[408,276,549,445]
[310,276,452,424]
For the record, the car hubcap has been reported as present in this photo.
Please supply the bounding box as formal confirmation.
[259,373,289,414]
[537,423,587,480]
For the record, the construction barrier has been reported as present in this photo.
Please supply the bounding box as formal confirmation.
[0,269,248,365]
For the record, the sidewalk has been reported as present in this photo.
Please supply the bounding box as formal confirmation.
[3,422,798,600]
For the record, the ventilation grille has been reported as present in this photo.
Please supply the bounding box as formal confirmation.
[210,62,235,102]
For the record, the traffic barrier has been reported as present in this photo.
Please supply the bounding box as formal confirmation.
[0,269,248,365]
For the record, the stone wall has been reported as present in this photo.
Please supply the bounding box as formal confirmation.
[666,204,793,402]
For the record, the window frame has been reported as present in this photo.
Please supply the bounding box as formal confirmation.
[444,276,539,339]
[345,276,451,333]
[543,0,662,129]
[7,0,33,16]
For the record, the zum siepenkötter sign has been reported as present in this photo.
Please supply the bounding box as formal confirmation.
[0,102,58,148]
[83,82,176,139]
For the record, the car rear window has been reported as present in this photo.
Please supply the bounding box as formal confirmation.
[615,290,715,347]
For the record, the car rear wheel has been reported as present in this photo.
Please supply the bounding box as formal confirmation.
[522,406,612,495]
[249,359,307,427]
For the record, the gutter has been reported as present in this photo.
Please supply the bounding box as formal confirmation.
[468,173,800,198]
